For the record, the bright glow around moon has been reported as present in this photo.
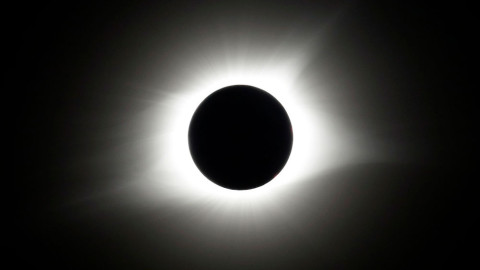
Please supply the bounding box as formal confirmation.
[137,41,364,208]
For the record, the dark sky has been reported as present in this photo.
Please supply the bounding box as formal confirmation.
[16,1,472,268]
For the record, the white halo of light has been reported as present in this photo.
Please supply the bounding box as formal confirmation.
[139,44,360,207]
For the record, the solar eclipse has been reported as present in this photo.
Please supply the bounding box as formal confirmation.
[18,2,466,268]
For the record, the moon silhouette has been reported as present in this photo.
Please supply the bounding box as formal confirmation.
[188,85,293,190]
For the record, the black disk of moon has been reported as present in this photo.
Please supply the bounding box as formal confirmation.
[188,85,293,190]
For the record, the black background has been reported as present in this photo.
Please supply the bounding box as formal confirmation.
[15,1,472,268]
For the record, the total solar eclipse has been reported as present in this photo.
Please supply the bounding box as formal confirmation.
[188,85,293,190]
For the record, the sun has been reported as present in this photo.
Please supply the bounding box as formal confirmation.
[140,64,347,206]
[132,36,361,209]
